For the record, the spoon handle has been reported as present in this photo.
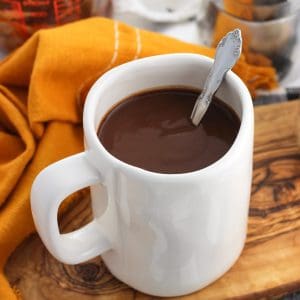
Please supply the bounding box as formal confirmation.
[190,29,242,126]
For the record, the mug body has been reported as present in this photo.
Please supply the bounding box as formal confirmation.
[83,54,254,296]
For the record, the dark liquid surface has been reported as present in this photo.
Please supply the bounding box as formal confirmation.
[97,88,240,174]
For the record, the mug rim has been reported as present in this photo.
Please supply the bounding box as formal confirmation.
[84,53,253,179]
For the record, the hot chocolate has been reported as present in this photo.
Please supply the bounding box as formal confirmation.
[97,88,240,173]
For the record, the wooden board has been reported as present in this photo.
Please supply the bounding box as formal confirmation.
[4,100,300,300]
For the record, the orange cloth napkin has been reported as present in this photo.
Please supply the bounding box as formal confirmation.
[0,17,277,299]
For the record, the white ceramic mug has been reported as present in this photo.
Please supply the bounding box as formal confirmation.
[31,53,254,297]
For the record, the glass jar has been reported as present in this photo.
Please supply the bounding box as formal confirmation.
[200,0,300,79]
[0,0,111,51]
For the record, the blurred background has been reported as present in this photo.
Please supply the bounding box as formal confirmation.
[0,0,299,97]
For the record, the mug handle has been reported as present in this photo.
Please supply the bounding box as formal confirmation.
[31,152,112,264]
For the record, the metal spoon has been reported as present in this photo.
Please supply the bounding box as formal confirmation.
[190,29,242,126]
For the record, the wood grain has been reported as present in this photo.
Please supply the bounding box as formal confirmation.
[4,100,300,300]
